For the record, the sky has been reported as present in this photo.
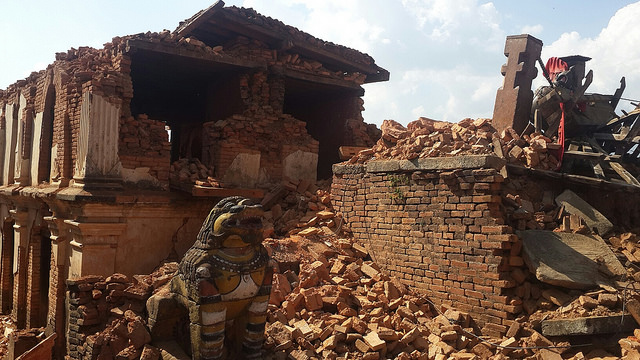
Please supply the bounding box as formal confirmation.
[1,1,639,127]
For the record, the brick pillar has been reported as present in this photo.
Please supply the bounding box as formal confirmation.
[0,206,14,313]
[26,226,42,328]
[44,215,69,360]
[492,34,543,135]
[10,209,29,328]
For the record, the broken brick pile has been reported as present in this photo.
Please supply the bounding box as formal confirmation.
[119,114,171,185]
[501,175,561,232]
[64,263,176,360]
[169,158,217,187]
[261,179,341,237]
[264,226,630,360]
[499,128,560,170]
[347,118,497,164]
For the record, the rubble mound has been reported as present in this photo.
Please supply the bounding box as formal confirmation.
[262,179,342,237]
[347,118,498,164]
[65,263,178,360]
[169,158,218,187]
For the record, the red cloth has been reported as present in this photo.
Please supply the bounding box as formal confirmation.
[545,57,568,82]
[556,102,565,170]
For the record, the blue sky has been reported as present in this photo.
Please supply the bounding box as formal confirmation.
[1,1,639,127]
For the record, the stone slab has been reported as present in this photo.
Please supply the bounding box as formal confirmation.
[555,189,613,236]
[331,163,365,175]
[519,230,625,289]
[541,315,636,336]
[364,155,506,173]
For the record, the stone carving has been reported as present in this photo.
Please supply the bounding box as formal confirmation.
[492,34,543,135]
[171,196,272,360]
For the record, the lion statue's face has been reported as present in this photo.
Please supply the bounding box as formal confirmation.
[198,197,265,249]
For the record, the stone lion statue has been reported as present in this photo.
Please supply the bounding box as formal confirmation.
[171,196,272,360]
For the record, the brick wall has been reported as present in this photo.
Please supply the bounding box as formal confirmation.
[331,156,522,335]
[119,114,171,185]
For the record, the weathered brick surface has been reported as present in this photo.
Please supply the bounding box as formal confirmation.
[119,114,171,184]
[332,165,520,328]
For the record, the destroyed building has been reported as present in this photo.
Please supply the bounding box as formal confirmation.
[332,34,640,338]
[0,1,387,355]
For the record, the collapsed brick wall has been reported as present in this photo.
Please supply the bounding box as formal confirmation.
[332,160,523,335]
[66,275,148,359]
[119,114,171,184]
[203,71,319,184]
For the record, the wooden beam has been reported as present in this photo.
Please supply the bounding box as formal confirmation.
[339,146,368,160]
[174,1,225,37]
[125,39,264,69]
[609,161,640,186]
[563,150,604,160]
[275,66,364,93]
[171,183,263,199]
[192,185,264,198]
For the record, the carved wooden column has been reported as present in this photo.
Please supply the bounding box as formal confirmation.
[72,91,122,188]
[492,34,543,134]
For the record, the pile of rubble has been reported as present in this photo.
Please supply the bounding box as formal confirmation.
[499,128,560,170]
[262,224,639,360]
[169,158,218,187]
[347,118,498,164]
[43,175,640,359]
[65,263,177,360]
[344,117,562,173]
[261,179,341,237]
[0,316,16,357]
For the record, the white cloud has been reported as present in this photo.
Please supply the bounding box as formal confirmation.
[242,0,387,53]
[521,24,543,36]
[541,2,640,113]
[400,0,504,51]
[363,65,502,126]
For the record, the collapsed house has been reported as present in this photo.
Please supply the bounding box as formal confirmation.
[0,1,387,356]
[332,34,640,338]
